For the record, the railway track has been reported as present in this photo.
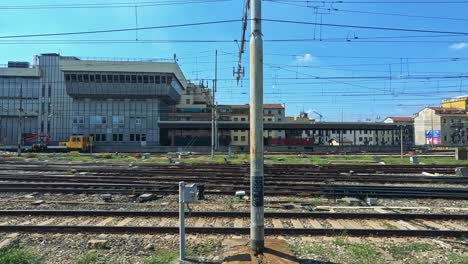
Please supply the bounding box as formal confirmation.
[0,161,463,175]
[0,210,466,237]
[0,181,467,199]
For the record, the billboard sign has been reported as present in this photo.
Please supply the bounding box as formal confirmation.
[425,130,441,145]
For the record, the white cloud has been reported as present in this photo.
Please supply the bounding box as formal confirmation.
[295,53,314,63]
[449,42,468,50]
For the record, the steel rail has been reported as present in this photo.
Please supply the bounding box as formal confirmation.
[0,225,466,237]
[0,210,466,220]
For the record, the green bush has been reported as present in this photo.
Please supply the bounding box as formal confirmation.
[145,250,178,264]
[0,246,40,264]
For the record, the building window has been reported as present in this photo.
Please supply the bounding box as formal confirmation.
[47,103,51,112]
[119,134,123,141]
[137,75,143,83]
[268,110,272,114]
[124,75,129,83]
[112,116,124,125]
[161,76,166,84]
[48,85,52,97]
[90,75,95,82]
[113,134,118,141]
[234,117,239,121]
[131,75,137,83]
[234,136,238,141]
[119,75,124,82]
[241,136,246,141]
[40,121,44,132]
[101,134,107,141]
[47,121,50,133]
[83,74,89,82]
[41,103,45,113]
[136,134,141,141]
[241,118,246,121]
[71,74,77,82]
[107,75,113,83]
[278,118,282,121]
[102,75,107,83]
[141,134,146,141]
[96,74,101,83]
[186,99,190,104]
[267,118,272,121]
[72,116,84,124]
[95,134,101,141]
[149,76,154,83]
[359,137,363,142]
[77,75,83,82]
[167,76,172,83]
[135,118,142,125]
[65,74,71,81]
[90,116,107,125]
[114,75,119,82]
[156,75,161,84]
[130,134,135,141]
[41,85,45,97]
[143,76,148,83]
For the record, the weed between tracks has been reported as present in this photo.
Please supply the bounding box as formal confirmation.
[145,249,178,264]
[0,245,41,264]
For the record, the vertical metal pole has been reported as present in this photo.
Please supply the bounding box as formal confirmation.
[211,84,215,158]
[17,84,23,156]
[250,0,264,255]
[400,126,403,159]
[179,181,185,261]
[214,50,218,150]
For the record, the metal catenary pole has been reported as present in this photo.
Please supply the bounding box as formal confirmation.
[400,126,403,159]
[179,182,185,261]
[214,49,218,151]
[250,0,264,255]
[17,83,23,157]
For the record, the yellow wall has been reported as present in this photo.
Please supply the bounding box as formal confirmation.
[442,98,467,110]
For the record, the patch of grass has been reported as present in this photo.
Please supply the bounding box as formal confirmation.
[309,198,322,207]
[448,253,468,264]
[382,221,398,230]
[0,246,40,264]
[187,239,221,256]
[288,242,332,258]
[333,237,347,247]
[76,251,104,264]
[145,249,178,264]
[387,243,433,260]
[347,242,381,264]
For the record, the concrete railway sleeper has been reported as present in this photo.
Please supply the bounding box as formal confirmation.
[0,225,466,238]
[0,210,466,220]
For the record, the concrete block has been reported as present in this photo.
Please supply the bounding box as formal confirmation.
[87,239,108,249]
[138,193,155,203]
[455,167,468,177]
[100,194,112,202]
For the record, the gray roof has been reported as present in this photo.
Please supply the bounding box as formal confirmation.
[0,67,40,77]
[59,59,188,88]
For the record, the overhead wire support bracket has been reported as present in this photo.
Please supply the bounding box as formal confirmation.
[234,0,250,85]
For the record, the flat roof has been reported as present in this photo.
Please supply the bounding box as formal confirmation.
[60,59,188,88]
[159,121,408,130]
[0,67,40,77]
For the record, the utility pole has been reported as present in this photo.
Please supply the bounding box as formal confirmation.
[400,126,403,159]
[211,50,218,158]
[214,50,218,150]
[250,0,264,255]
[17,84,23,156]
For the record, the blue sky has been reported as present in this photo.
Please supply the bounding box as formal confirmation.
[1,0,468,121]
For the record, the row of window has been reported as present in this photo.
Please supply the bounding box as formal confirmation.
[65,73,173,85]
[231,117,283,122]
[73,116,143,125]
[90,133,146,142]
